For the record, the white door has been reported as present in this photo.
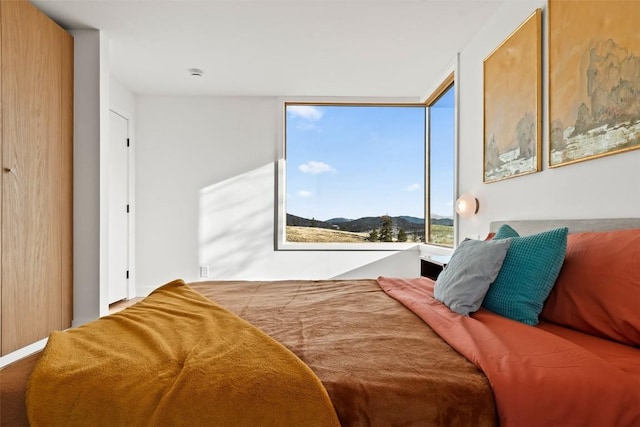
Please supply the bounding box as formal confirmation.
[108,110,129,303]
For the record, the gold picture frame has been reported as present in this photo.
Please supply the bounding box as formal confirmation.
[483,9,542,183]
[549,0,640,167]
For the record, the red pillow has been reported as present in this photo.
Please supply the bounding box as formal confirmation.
[541,229,640,346]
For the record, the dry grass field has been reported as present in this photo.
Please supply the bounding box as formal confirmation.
[286,224,454,245]
[286,226,370,243]
[429,224,454,246]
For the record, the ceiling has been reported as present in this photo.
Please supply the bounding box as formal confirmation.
[33,0,505,98]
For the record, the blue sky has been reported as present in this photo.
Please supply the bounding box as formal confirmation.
[286,92,454,221]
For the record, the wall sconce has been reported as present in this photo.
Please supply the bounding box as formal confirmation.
[455,193,479,219]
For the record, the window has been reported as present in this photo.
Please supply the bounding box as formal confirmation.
[279,78,455,249]
[426,77,455,247]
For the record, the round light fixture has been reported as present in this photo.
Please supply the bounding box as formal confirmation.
[455,193,479,219]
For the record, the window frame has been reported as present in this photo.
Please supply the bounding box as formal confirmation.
[424,73,456,248]
[275,88,456,251]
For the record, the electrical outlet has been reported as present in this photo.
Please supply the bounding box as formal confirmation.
[199,266,209,278]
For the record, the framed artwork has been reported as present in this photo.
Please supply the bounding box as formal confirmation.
[549,0,640,167]
[483,9,542,183]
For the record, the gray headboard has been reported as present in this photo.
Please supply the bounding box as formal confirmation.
[489,218,640,236]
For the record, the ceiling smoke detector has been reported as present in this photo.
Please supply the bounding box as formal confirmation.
[188,68,204,77]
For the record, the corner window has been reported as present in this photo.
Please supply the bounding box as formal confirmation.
[278,80,455,250]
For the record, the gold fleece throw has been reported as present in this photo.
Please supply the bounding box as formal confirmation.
[27,279,340,427]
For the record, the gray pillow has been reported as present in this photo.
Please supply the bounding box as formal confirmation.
[434,238,511,316]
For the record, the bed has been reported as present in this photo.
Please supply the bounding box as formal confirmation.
[1,218,639,426]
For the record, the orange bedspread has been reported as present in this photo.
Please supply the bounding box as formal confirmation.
[377,277,640,427]
[27,280,340,427]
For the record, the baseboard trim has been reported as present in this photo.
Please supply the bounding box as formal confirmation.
[0,338,48,369]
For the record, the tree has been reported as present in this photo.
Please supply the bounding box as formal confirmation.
[368,228,379,242]
[379,215,393,242]
[397,228,407,242]
[311,217,317,227]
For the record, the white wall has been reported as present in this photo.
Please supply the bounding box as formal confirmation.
[135,96,419,295]
[70,29,110,325]
[457,0,640,241]
[73,34,137,324]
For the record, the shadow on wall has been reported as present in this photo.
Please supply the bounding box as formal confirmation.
[199,163,275,279]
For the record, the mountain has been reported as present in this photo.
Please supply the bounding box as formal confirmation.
[288,213,452,231]
[286,214,337,230]
[333,216,391,232]
[325,217,353,224]
[397,216,424,224]
[431,217,453,227]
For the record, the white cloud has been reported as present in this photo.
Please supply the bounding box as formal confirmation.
[296,122,321,132]
[298,161,336,174]
[297,190,312,198]
[404,183,421,192]
[288,105,323,121]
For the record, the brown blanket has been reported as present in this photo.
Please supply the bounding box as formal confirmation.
[0,353,41,426]
[27,280,340,427]
[191,279,496,426]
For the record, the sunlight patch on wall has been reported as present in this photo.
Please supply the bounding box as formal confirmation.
[199,163,274,279]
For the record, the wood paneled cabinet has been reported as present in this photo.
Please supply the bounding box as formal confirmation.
[0,0,73,355]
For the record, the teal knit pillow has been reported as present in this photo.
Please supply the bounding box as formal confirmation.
[483,226,568,325]
[494,223,520,239]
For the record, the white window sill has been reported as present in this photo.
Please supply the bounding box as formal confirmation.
[277,242,422,251]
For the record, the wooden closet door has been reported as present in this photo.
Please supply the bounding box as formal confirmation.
[60,14,74,335]
[0,0,3,355]
[1,0,73,355]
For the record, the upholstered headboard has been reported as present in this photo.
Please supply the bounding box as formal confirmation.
[489,218,640,236]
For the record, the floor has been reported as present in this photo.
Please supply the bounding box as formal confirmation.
[109,297,143,314]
